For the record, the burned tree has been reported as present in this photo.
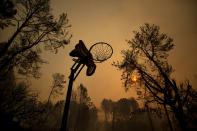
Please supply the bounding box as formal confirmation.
[0,0,71,78]
[113,23,193,130]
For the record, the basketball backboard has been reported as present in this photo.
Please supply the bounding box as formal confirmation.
[69,40,90,59]
[69,40,96,76]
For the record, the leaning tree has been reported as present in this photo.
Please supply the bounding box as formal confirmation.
[113,23,193,130]
[0,0,71,78]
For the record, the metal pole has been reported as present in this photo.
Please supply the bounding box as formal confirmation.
[60,63,81,131]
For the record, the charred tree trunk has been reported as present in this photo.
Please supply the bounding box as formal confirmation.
[145,104,155,131]
[171,105,187,131]
[163,104,173,131]
[111,108,115,131]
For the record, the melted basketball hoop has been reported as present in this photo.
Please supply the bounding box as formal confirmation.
[69,40,113,76]
[86,58,96,76]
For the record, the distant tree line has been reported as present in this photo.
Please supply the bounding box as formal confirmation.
[100,97,173,131]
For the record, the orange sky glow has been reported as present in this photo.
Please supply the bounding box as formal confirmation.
[29,0,197,107]
[0,0,197,108]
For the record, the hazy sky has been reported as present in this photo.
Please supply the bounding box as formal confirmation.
[1,0,197,107]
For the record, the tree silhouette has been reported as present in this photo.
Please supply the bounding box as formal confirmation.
[0,0,17,29]
[47,73,66,104]
[67,84,98,131]
[41,100,65,130]
[77,84,92,106]
[180,86,197,129]
[113,23,194,130]
[101,98,113,122]
[0,70,41,130]
[101,97,140,131]
[0,0,71,78]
